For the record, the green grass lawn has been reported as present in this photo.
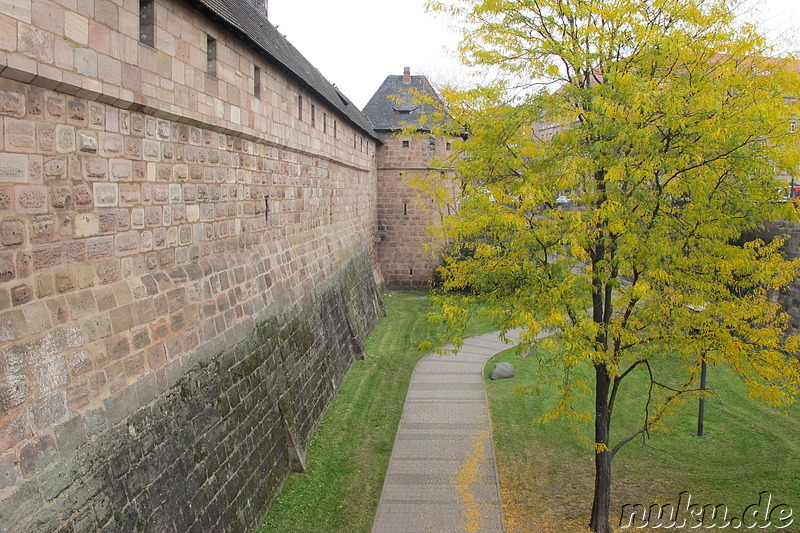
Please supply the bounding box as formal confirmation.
[259,290,494,533]
[486,346,800,532]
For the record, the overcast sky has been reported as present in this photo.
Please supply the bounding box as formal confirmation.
[268,0,800,110]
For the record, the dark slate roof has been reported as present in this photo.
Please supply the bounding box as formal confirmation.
[192,0,379,141]
[362,73,446,132]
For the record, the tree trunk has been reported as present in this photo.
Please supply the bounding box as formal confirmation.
[589,364,613,533]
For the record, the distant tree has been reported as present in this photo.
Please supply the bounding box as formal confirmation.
[422,0,800,531]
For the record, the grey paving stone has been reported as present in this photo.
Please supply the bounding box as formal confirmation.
[371,330,520,533]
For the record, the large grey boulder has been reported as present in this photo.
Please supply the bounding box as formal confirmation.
[489,362,515,380]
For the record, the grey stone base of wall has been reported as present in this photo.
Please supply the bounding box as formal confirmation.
[0,247,383,533]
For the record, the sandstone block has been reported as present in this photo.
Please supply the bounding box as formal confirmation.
[19,435,57,477]
[86,236,113,260]
[0,154,29,182]
[114,230,139,256]
[45,95,64,119]
[174,163,188,182]
[118,184,140,206]
[74,212,98,237]
[152,227,166,249]
[50,185,71,209]
[43,157,67,183]
[35,273,54,298]
[1,219,25,245]
[109,159,131,181]
[95,259,120,284]
[153,184,168,203]
[16,253,31,278]
[89,103,104,128]
[98,133,123,157]
[142,140,160,162]
[0,374,29,410]
[29,392,66,431]
[15,186,47,214]
[125,137,141,159]
[64,11,88,45]
[0,88,26,118]
[55,125,75,153]
[4,119,36,152]
[145,206,161,227]
[0,254,14,282]
[116,209,130,231]
[33,355,68,395]
[141,230,153,252]
[54,266,76,293]
[93,183,117,206]
[0,451,19,490]
[11,284,32,305]
[18,24,53,63]
[83,158,107,181]
[36,124,55,153]
[0,185,13,211]
[76,130,98,154]
[67,100,87,124]
[73,184,92,208]
[74,47,97,77]
[84,314,111,342]
[131,207,144,229]
[30,214,59,243]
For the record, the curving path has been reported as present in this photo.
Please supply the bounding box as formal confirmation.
[371,330,522,533]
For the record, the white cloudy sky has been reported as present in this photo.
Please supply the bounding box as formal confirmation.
[269,0,800,110]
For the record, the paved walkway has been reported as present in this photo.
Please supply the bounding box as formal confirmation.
[371,330,521,533]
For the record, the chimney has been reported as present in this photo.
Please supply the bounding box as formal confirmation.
[403,67,411,83]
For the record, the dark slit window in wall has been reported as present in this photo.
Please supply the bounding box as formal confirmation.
[311,104,316,127]
[140,0,155,47]
[254,66,261,99]
[206,35,217,78]
[298,95,303,121]
[323,113,327,134]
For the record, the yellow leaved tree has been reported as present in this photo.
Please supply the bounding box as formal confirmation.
[421,0,800,531]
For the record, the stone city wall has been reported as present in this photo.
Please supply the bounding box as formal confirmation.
[0,0,382,530]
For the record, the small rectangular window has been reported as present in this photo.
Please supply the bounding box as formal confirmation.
[323,113,327,134]
[254,66,261,99]
[334,119,337,138]
[298,95,303,122]
[402,140,409,148]
[311,104,316,127]
[140,0,155,47]
[446,142,451,150]
[206,35,217,78]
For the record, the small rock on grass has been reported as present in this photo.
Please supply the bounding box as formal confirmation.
[489,362,515,380]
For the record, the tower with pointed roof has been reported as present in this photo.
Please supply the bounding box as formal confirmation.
[363,67,460,288]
